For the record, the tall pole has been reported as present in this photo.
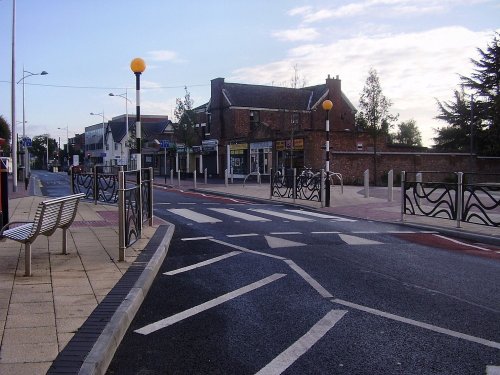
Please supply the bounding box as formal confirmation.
[18,69,48,179]
[470,94,474,173]
[101,111,105,165]
[130,58,146,237]
[11,0,17,192]
[322,99,333,207]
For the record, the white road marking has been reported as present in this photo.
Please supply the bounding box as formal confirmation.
[285,209,357,222]
[249,209,314,221]
[312,231,341,234]
[339,234,383,245]
[333,298,500,350]
[164,251,242,275]
[210,239,287,260]
[135,273,286,335]
[270,232,302,235]
[208,208,271,221]
[226,233,259,238]
[168,208,221,223]
[284,260,333,298]
[255,309,347,375]
[433,234,493,252]
[486,365,500,374]
[181,236,213,241]
[179,202,196,205]
[265,236,306,249]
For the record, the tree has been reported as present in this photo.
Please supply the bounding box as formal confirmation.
[434,88,473,151]
[392,119,422,147]
[357,68,398,184]
[173,86,199,167]
[0,115,11,155]
[31,135,57,169]
[435,32,500,155]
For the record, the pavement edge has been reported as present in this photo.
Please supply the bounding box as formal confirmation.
[78,223,175,375]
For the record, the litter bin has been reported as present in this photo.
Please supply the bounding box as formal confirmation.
[17,166,25,181]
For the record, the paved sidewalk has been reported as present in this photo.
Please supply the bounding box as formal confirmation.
[0,177,171,375]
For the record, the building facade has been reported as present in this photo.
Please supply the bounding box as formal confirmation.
[194,75,361,178]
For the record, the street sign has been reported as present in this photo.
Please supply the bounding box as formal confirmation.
[159,140,170,148]
[23,137,32,147]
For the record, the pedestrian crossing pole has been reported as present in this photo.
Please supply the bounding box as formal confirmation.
[131,58,146,234]
[322,99,333,207]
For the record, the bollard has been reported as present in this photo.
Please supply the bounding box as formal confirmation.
[177,170,181,188]
[364,169,370,198]
[0,162,8,227]
[193,171,197,190]
[204,168,207,184]
[387,169,393,202]
[170,169,174,185]
[225,169,228,187]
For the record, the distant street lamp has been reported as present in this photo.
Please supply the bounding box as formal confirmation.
[109,90,131,158]
[17,69,48,178]
[90,112,106,164]
[57,125,69,167]
[322,99,333,207]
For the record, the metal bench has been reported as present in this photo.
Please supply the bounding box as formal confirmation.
[0,193,85,276]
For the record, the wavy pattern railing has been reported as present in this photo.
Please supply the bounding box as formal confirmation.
[402,171,499,227]
[123,186,140,248]
[71,166,155,259]
[462,176,500,226]
[71,168,118,203]
[271,168,325,204]
[403,182,458,220]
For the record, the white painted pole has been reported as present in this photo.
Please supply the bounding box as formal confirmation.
[364,169,370,198]
[388,169,394,202]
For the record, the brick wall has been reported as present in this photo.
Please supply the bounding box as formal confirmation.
[332,152,500,185]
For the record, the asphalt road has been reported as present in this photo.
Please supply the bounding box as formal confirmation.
[107,187,500,375]
[31,169,71,197]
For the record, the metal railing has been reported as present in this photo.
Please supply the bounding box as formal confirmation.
[401,171,500,227]
[270,168,330,206]
[71,166,154,260]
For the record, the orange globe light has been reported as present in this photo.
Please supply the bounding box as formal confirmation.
[130,58,146,73]
[322,99,333,111]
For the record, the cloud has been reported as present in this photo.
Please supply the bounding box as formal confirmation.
[147,50,181,62]
[288,0,476,23]
[272,28,320,42]
[230,26,494,146]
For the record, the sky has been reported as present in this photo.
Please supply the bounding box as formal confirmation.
[0,0,499,147]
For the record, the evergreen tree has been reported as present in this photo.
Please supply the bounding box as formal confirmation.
[435,32,500,155]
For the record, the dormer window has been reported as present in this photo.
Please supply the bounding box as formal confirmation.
[250,110,260,124]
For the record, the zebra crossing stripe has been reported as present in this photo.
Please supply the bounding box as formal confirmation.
[248,209,314,221]
[208,208,271,221]
[168,208,221,223]
[285,209,356,222]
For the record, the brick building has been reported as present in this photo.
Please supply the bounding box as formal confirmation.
[196,75,366,178]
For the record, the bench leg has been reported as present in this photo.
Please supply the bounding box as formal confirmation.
[25,243,32,276]
[62,228,68,255]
